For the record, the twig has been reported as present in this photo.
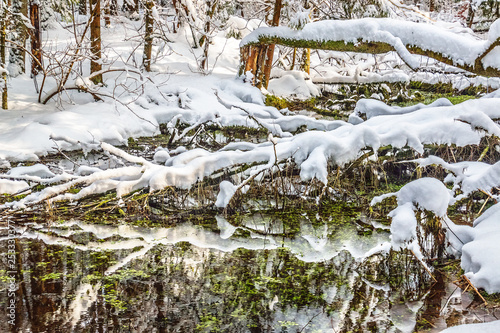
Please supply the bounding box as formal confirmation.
[51,138,81,167]
[410,249,437,282]
[462,275,488,305]
[477,195,490,217]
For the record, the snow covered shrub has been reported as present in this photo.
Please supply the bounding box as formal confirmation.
[317,0,389,20]
[40,0,77,27]
[371,178,454,261]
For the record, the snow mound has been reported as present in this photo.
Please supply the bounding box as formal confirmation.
[441,319,500,333]
[153,148,170,164]
[413,156,500,198]
[215,181,237,208]
[8,164,56,178]
[0,179,30,194]
[349,97,452,123]
[461,203,500,293]
[487,19,500,42]
[268,70,321,99]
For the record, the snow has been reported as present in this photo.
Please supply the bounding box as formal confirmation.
[349,97,453,123]
[7,164,56,178]
[487,18,500,42]
[371,178,452,258]
[226,16,266,38]
[153,148,170,164]
[215,180,237,208]
[4,94,500,212]
[460,203,500,293]
[442,320,500,333]
[0,179,30,194]
[268,70,321,99]
[288,9,312,30]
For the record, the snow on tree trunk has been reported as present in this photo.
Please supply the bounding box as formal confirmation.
[429,0,435,12]
[79,0,87,15]
[8,0,28,77]
[104,0,111,27]
[30,0,42,77]
[143,0,154,72]
[90,0,102,84]
[466,2,475,28]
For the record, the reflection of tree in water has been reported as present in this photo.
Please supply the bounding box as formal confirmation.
[1,222,440,333]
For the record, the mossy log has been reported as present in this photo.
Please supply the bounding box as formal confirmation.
[240,35,500,88]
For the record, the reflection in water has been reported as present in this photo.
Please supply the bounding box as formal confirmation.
[0,214,491,332]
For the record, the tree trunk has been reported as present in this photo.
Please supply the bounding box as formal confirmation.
[260,0,282,88]
[30,0,42,77]
[301,48,310,74]
[110,0,117,15]
[104,1,111,27]
[90,0,102,84]
[143,0,154,71]
[199,0,218,71]
[79,0,87,15]
[466,2,475,28]
[9,0,28,77]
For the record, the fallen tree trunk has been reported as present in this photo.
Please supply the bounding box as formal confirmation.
[239,18,500,88]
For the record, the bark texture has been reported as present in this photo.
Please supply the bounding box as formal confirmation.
[90,0,102,84]
[30,0,42,77]
[143,0,154,71]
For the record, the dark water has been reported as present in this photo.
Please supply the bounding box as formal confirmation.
[0,213,496,333]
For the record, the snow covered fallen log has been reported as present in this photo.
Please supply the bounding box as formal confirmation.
[240,18,500,87]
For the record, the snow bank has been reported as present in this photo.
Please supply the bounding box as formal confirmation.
[413,156,500,198]
[268,70,321,99]
[8,164,56,178]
